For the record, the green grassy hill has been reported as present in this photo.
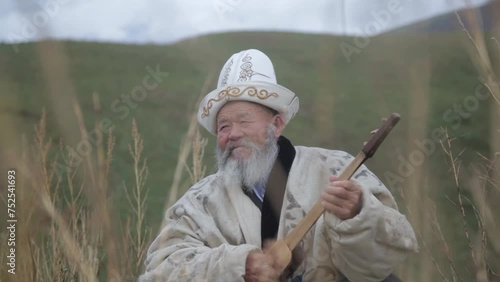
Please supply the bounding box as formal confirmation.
[0,30,497,281]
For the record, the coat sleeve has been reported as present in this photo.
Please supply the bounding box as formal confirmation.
[139,193,259,282]
[323,163,419,282]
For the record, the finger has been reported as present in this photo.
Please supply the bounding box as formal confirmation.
[321,192,352,207]
[329,175,339,182]
[329,179,352,188]
[322,199,358,220]
[325,186,362,209]
[321,200,350,218]
[323,185,351,200]
[329,180,362,194]
[322,189,362,217]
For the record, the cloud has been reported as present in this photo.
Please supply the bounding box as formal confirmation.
[0,0,493,45]
[51,0,145,41]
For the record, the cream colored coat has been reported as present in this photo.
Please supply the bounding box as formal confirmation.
[140,146,418,282]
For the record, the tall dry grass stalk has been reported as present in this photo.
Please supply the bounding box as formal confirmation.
[122,119,151,278]
[0,110,101,282]
[1,35,211,280]
[401,54,433,282]
[0,95,153,281]
[454,5,500,281]
[164,73,212,212]
[395,6,500,281]
[438,129,488,281]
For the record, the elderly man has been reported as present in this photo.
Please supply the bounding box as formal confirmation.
[140,49,418,282]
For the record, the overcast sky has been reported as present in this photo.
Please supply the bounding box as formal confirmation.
[0,0,492,45]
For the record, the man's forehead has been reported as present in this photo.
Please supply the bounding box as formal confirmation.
[217,110,253,124]
[216,101,268,121]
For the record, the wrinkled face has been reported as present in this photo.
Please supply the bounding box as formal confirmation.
[216,101,284,160]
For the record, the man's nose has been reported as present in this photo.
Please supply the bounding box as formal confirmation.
[228,125,244,141]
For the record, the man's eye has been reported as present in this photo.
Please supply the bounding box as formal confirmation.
[218,125,228,131]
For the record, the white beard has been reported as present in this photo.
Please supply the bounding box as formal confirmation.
[216,125,278,192]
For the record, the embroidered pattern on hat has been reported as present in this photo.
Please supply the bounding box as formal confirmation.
[220,59,233,86]
[237,54,270,82]
[201,86,278,118]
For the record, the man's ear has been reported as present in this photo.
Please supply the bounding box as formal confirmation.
[272,115,285,137]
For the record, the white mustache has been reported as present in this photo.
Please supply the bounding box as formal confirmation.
[220,139,257,163]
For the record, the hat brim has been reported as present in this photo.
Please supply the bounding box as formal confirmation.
[198,81,299,134]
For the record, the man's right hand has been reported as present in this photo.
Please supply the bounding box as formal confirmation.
[244,250,281,282]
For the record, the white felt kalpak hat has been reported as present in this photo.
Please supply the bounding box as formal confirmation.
[197,49,300,134]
